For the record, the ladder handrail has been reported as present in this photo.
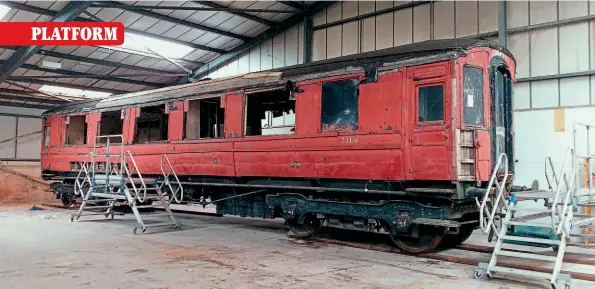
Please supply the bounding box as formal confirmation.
[544,156,558,190]
[476,153,510,234]
[123,151,148,203]
[549,148,575,234]
[74,152,94,197]
[160,154,184,204]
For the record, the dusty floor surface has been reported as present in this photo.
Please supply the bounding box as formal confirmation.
[0,204,594,289]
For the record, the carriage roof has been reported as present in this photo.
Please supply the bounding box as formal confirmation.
[43,39,513,117]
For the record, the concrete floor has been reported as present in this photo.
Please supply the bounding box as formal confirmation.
[1,204,594,289]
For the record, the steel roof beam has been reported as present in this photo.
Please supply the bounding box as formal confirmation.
[0,93,69,105]
[189,1,335,81]
[0,1,94,84]
[105,1,250,41]
[2,46,198,76]
[0,100,56,110]
[0,61,165,88]
[192,1,276,26]
[2,1,224,54]
[10,78,127,94]
[91,3,294,14]
[279,1,306,11]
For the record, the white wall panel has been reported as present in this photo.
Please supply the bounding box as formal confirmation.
[507,1,529,29]
[530,28,558,77]
[529,1,557,25]
[362,17,376,52]
[531,80,559,108]
[298,23,304,65]
[249,46,260,72]
[285,25,299,66]
[507,33,530,78]
[0,116,16,159]
[455,1,478,37]
[342,1,358,19]
[359,1,376,15]
[238,52,250,74]
[327,25,343,58]
[376,13,394,49]
[591,76,595,104]
[515,107,595,187]
[559,23,589,74]
[343,21,360,56]
[376,1,393,10]
[16,117,41,160]
[394,8,413,46]
[560,77,590,106]
[559,1,588,20]
[478,1,498,33]
[312,29,327,61]
[433,1,454,40]
[327,3,342,22]
[413,4,431,42]
[514,82,531,110]
[226,59,238,76]
[272,34,285,69]
[261,39,273,70]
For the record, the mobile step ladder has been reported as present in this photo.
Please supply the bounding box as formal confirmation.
[474,123,595,288]
[71,135,185,234]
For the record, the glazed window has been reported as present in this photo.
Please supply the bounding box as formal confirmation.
[65,115,87,145]
[43,123,50,147]
[463,66,484,126]
[134,105,168,143]
[321,79,359,131]
[245,88,295,136]
[98,110,123,144]
[418,85,444,123]
[185,98,225,139]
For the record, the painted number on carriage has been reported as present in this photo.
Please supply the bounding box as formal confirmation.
[341,136,359,144]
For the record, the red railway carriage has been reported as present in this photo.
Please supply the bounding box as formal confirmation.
[41,39,518,253]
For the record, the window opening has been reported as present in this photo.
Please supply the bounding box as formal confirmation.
[65,115,87,145]
[134,105,168,143]
[321,79,359,131]
[185,98,225,139]
[98,110,124,144]
[43,123,50,147]
[418,85,444,123]
[463,66,484,126]
[245,89,295,136]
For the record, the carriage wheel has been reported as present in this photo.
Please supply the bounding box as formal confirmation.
[286,214,322,238]
[389,225,445,254]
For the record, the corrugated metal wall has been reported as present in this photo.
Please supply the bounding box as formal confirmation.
[207,1,595,189]
[0,106,44,161]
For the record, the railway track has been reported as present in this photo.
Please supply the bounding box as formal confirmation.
[41,202,595,283]
[311,236,595,283]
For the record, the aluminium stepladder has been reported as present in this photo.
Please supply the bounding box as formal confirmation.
[70,135,185,234]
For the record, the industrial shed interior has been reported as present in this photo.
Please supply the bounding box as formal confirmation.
[1,1,595,289]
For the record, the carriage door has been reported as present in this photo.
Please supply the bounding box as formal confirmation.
[490,61,514,170]
[406,64,453,180]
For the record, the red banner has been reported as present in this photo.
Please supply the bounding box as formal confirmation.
[0,22,124,46]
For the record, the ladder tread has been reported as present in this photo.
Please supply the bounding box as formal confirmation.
[502,235,561,245]
[496,250,557,262]
[489,265,554,280]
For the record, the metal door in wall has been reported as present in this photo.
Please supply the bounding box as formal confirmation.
[406,63,453,180]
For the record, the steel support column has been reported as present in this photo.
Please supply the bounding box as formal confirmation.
[498,0,508,48]
[188,1,335,81]
[303,16,313,64]
[0,1,94,84]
